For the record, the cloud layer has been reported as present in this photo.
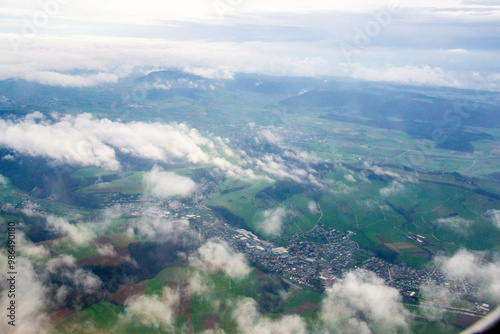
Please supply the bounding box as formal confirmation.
[439,249,500,302]
[0,256,49,334]
[0,253,104,333]
[0,113,239,173]
[0,0,498,92]
[0,113,331,186]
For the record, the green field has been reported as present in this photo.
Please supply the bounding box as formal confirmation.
[146,267,197,296]
[2,74,500,334]
[207,157,500,269]
[79,172,144,194]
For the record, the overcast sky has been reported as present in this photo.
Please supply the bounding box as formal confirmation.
[0,0,499,89]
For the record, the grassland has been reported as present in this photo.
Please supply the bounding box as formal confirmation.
[50,242,99,261]
[3,77,500,334]
[146,267,197,297]
[70,167,117,179]
[283,290,324,313]
[79,172,144,195]
[189,270,262,333]
[207,142,500,268]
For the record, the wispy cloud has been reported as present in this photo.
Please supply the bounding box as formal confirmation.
[379,181,404,197]
[433,216,473,235]
[1,29,498,90]
[439,249,500,302]
[351,64,465,88]
[22,71,118,87]
[131,215,190,242]
[0,256,49,334]
[46,216,96,246]
[17,231,50,259]
[485,209,500,229]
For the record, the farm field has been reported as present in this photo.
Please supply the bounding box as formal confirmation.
[1,72,499,334]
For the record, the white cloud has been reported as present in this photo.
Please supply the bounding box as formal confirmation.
[190,240,251,279]
[259,128,283,146]
[253,154,323,188]
[21,202,41,216]
[0,252,105,334]
[183,66,234,79]
[0,174,7,185]
[344,174,356,182]
[143,165,197,198]
[258,207,287,236]
[0,0,217,27]
[46,255,102,295]
[22,71,118,88]
[17,231,50,259]
[211,156,264,181]
[82,115,213,165]
[379,181,404,196]
[0,30,497,92]
[133,215,190,242]
[0,113,120,170]
[364,163,418,183]
[439,249,500,302]
[0,112,268,181]
[46,216,96,246]
[232,297,307,334]
[1,0,497,27]
[102,204,124,222]
[321,269,409,334]
[69,268,102,295]
[0,113,206,167]
[351,64,464,88]
[97,244,117,257]
[282,150,321,165]
[365,164,417,197]
[328,180,356,195]
[187,271,210,295]
[0,34,333,86]
[0,0,499,91]
[418,283,462,320]
[46,255,76,272]
[122,286,179,329]
[448,48,468,53]
[0,256,49,334]
[433,216,472,234]
[485,209,500,229]
[307,200,318,213]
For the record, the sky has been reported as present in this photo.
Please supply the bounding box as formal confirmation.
[0,0,500,89]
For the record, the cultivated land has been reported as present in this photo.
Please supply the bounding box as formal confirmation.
[1,72,500,333]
